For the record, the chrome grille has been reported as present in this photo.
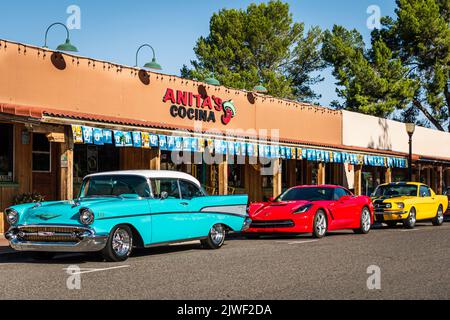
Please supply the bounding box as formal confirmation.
[17,226,87,243]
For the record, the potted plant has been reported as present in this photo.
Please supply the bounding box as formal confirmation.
[13,192,45,205]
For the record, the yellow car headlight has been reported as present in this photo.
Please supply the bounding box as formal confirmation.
[396,202,405,209]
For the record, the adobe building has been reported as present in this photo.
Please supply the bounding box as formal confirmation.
[1,39,449,233]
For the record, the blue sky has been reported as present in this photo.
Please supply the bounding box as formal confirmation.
[0,0,396,107]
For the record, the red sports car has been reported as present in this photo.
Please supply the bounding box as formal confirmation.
[244,185,374,238]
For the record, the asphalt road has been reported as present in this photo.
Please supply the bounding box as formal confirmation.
[1,221,450,300]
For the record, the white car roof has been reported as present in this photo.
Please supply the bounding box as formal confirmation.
[85,170,201,187]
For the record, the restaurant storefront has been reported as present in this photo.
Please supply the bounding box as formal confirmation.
[1,39,448,233]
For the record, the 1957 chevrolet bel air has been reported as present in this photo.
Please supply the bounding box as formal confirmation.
[4,170,251,262]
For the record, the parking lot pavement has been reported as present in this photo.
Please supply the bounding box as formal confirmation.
[1,223,450,300]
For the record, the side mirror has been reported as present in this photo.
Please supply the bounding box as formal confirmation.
[339,195,352,202]
[268,197,275,202]
[160,191,169,200]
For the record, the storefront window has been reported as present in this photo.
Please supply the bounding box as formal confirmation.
[0,123,14,182]
[32,133,51,172]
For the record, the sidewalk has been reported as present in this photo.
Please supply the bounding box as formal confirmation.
[0,234,13,254]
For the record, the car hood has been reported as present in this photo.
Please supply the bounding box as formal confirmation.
[250,200,311,220]
[18,197,124,225]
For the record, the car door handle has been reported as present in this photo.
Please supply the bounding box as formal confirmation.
[180,202,189,206]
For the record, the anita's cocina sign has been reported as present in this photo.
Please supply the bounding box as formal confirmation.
[162,88,236,125]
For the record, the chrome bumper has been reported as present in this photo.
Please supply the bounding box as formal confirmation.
[5,227,108,253]
[375,210,407,215]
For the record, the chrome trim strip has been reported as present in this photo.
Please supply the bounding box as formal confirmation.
[144,236,207,248]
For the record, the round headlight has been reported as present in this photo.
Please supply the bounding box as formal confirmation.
[396,202,405,209]
[385,203,392,209]
[79,209,94,225]
[5,208,19,225]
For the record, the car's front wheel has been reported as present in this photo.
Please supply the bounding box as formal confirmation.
[312,210,327,238]
[201,224,226,249]
[403,207,416,229]
[102,225,133,262]
[354,207,371,234]
[432,205,444,226]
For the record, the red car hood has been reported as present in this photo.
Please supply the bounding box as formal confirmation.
[249,201,311,220]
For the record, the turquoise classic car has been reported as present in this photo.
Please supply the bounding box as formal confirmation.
[4,171,251,262]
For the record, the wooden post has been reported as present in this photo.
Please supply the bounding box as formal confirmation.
[354,165,362,196]
[273,159,282,198]
[437,166,443,194]
[385,167,392,184]
[59,127,74,200]
[306,162,313,185]
[426,168,432,186]
[148,148,161,170]
[218,155,228,195]
[245,159,263,202]
[287,159,297,187]
[317,162,326,185]
[445,167,450,188]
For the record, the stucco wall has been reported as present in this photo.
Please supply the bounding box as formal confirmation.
[0,41,342,146]
[342,110,450,159]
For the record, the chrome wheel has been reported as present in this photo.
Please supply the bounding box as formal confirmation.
[433,206,444,226]
[404,208,416,229]
[315,213,327,237]
[408,210,416,225]
[362,208,371,232]
[210,224,225,246]
[437,207,444,224]
[112,227,132,257]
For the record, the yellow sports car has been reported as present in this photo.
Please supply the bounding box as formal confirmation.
[372,182,448,229]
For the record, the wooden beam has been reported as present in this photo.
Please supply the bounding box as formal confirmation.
[59,127,74,200]
[245,158,262,202]
[306,162,313,185]
[354,165,362,196]
[218,156,228,195]
[286,159,297,187]
[437,166,443,194]
[384,167,392,184]
[317,162,326,185]
[273,159,282,198]
[148,148,161,170]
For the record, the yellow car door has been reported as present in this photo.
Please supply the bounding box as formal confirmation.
[418,185,435,219]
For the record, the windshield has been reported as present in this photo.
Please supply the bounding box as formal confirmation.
[275,187,334,202]
[373,184,417,198]
[79,175,151,198]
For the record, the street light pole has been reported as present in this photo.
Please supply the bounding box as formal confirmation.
[405,123,416,181]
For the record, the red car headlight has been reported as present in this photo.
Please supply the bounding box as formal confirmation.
[293,204,313,214]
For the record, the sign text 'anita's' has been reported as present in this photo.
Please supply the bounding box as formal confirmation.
[162,88,236,125]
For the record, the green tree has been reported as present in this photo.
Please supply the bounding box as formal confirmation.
[323,0,450,131]
[181,0,325,102]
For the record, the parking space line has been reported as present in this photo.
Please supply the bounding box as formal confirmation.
[276,240,319,245]
[62,265,130,275]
